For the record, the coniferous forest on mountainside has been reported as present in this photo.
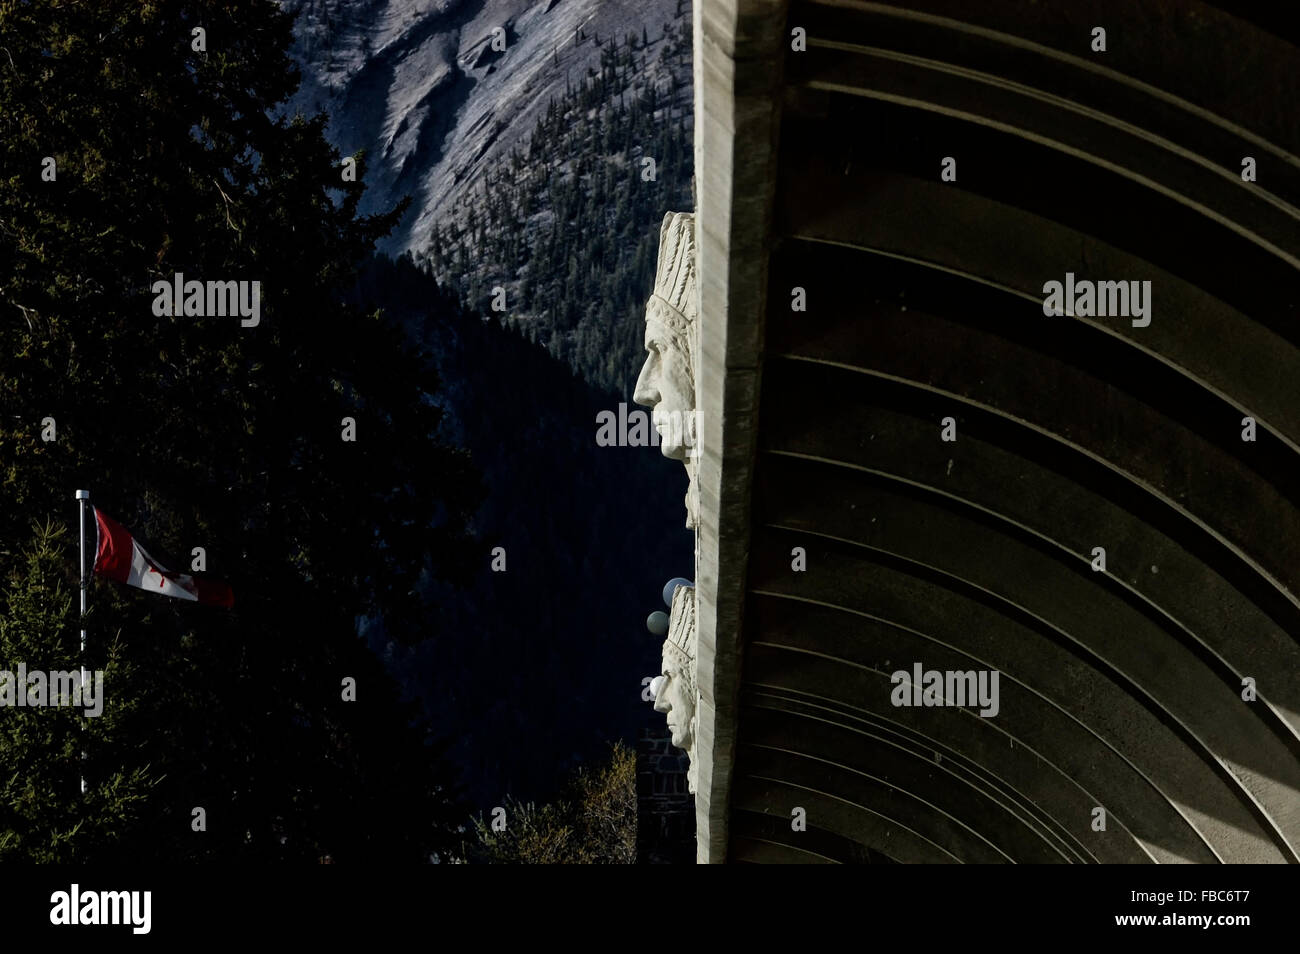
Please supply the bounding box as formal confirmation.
[425,17,694,397]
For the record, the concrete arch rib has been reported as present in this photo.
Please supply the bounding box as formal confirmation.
[775,195,1300,455]
[788,51,1300,268]
[736,763,1006,862]
[758,446,1300,749]
[772,351,1300,619]
[740,689,1101,862]
[787,36,1300,228]
[745,590,1228,862]
[749,525,1300,862]
[804,0,1300,173]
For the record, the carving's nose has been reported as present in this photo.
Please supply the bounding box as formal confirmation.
[633,354,659,408]
[653,675,671,714]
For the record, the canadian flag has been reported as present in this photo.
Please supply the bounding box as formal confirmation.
[92,508,234,608]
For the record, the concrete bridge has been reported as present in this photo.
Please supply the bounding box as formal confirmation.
[685,0,1300,862]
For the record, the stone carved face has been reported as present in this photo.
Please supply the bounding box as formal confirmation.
[635,211,699,529]
[639,212,700,791]
[633,312,696,460]
[653,647,696,751]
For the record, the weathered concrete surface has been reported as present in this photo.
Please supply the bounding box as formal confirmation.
[692,0,789,862]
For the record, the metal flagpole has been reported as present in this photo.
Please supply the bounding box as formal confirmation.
[75,489,90,795]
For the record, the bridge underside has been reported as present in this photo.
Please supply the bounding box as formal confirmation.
[693,0,1300,863]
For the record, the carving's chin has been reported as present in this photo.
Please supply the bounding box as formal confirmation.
[660,441,688,461]
[670,723,693,750]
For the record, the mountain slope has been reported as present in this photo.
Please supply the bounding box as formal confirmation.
[281,0,689,254]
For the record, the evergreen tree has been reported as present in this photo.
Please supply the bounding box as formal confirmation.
[424,6,693,396]
[0,0,480,860]
[0,522,154,862]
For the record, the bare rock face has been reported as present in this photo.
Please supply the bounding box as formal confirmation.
[280,0,687,256]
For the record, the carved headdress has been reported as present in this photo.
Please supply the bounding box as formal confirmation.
[647,212,698,392]
[642,211,700,529]
[663,580,699,794]
[663,582,697,692]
